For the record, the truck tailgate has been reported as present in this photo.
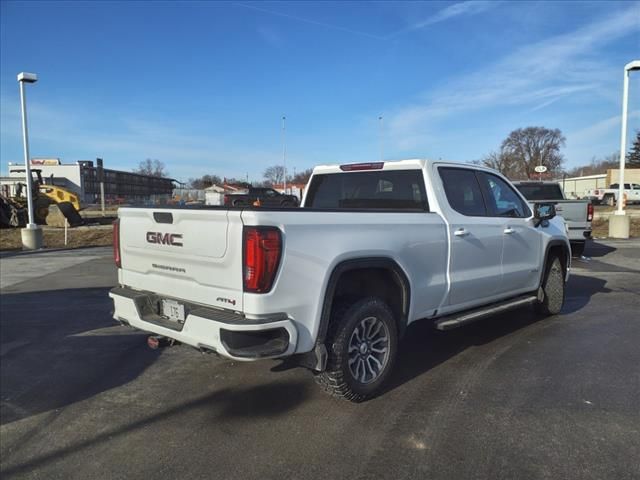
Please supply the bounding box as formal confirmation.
[117,207,244,311]
[552,200,588,223]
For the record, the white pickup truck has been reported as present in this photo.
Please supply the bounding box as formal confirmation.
[110,160,570,402]
[585,183,640,206]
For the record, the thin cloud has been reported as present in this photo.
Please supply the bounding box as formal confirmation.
[569,110,640,145]
[0,100,284,179]
[388,1,499,38]
[387,4,640,149]
[235,2,385,40]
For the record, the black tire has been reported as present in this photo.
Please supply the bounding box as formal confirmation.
[535,256,565,316]
[232,199,247,207]
[570,241,585,258]
[314,297,398,402]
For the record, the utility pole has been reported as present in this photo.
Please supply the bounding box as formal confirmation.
[378,116,384,162]
[282,115,287,193]
[97,158,105,215]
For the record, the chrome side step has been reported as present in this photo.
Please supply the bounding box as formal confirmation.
[435,294,538,331]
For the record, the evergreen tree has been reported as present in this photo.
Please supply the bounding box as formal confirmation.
[627,130,640,168]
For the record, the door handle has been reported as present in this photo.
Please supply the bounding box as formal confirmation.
[454,228,469,237]
[504,227,515,234]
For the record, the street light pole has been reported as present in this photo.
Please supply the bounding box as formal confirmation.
[616,60,640,215]
[378,116,384,162]
[17,72,43,249]
[282,115,287,193]
[610,60,640,239]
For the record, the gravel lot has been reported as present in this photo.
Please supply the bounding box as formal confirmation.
[1,241,639,480]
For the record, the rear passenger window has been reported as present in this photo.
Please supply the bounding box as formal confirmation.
[438,168,487,216]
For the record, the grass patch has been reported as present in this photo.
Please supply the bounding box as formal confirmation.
[0,225,113,251]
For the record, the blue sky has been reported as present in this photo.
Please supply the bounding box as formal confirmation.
[1,1,639,183]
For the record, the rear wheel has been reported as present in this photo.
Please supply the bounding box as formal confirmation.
[314,297,398,402]
[535,256,565,316]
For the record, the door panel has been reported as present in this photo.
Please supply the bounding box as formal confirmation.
[437,167,503,306]
[477,172,541,293]
[500,220,541,292]
[448,220,503,305]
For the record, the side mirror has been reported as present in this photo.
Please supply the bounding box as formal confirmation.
[534,202,556,226]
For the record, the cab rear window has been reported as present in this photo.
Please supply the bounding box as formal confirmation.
[515,183,564,200]
[305,170,429,211]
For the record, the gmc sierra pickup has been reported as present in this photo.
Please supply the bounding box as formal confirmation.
[512,181,592,257]
[110,160,570,402]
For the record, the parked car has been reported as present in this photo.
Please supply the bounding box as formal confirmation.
[512,181,592,257]
[224,187,299,207]
[110,160,570,402]
[585,183,640,206]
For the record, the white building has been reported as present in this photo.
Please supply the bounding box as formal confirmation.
[3,159,174,203]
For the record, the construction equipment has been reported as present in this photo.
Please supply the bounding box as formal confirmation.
[4,169,84,227]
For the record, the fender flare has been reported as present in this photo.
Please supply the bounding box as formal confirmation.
[316,257,411,344]
[541,239,571,286]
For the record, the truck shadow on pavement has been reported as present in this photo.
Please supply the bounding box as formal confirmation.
[384,273,609,395]
[0,287,161,425]
[584,241,616,258]
[0,286,312,426]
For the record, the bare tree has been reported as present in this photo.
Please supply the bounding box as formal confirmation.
[134,159,169,178]
[479,150,525,179]
[565,153,620,177]
[188,174,222,189]
[291,168,313,185]
[263,165,285,186]
[500,127,565,179]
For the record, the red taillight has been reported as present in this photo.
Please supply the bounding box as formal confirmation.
[243,227,282,293]
[339,162,384,171]
[587,203,594,222]
[113,219,121,268]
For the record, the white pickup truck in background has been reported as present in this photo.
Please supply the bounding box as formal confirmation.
[512,181,593,257]
[585,183,640,206]
[110,160,570,402]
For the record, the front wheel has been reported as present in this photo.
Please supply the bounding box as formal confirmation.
[535,256,565,316]
[314,297,398,402]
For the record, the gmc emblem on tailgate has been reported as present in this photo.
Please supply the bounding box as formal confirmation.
[146,232,183,247]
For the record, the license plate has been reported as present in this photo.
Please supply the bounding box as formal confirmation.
[161,299,185,322]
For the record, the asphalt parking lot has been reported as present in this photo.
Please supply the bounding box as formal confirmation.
[1,241,639,480]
